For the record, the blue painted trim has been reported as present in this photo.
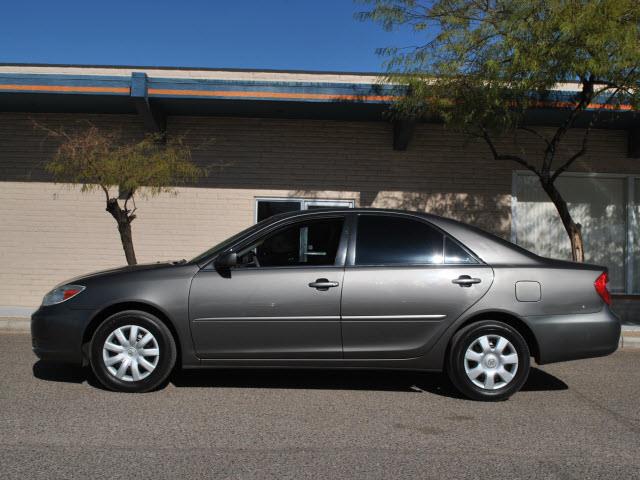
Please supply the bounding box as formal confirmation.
[144,77,403,102]
[0,73,130,96]
[0,72,402,103]
[534,89,630,106]
[147,75,400,91]
[0,72,631,109]
[0,73,130,87]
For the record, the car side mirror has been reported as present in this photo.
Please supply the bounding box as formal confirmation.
[216,251,237,267]
[213,252,237,278]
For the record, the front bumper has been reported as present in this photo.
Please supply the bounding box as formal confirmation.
[31,305,91,365]
[525,307,621,365]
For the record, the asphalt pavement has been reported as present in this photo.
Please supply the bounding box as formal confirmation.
[1,333,639,479]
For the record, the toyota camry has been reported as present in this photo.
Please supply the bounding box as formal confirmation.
[31,208,621,400]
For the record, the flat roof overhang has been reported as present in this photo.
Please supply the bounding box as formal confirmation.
[0,66,397,120]
[1,64,639,151]
[0,91,391,121]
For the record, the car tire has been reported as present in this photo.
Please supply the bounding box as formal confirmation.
[90,310,177,393]
[446,320,530,401]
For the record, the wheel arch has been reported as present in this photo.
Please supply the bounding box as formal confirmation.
[81,301,182,367]
[453,310,540,362]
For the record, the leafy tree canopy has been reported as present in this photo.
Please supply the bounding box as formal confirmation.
[359,0,640,136]
[45,126,203,199]
[37,123,205,265]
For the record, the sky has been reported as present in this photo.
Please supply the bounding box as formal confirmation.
[0,0,422,72]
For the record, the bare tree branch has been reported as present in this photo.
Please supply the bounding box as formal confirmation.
[517,126,551,149]
[542,78,595,173]
[550,132,590,182]
[31,119,72,142]
[99,184,110,204]
[550,75,633,182]
[482,129,539,175]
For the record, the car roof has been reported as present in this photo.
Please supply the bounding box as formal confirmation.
[260,206,457,226]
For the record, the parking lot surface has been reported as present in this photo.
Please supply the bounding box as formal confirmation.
[1,333,639,479]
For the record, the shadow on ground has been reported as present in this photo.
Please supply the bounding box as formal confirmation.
[33,361,567,399]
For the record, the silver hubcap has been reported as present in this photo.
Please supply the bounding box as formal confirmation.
[102,325,160,382]
[464,334,519,390]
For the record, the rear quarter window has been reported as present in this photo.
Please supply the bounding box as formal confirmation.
[444,236,478,264]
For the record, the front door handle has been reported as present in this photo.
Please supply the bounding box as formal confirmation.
[452,275,481,287]
[308,278,339,291]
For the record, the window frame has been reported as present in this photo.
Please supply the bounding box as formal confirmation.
[346,212,481,268]
[512,171,640,295]
[217,212,351,271]
[254,197,355,224]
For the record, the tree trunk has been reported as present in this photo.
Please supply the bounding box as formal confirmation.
[105,198,137,265]
[115,219,137,266]
[540,178,585,263]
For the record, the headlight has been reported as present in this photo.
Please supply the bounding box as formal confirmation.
[42,285,86,306]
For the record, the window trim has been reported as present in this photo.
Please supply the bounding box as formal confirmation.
[512,171,640,295]
[346,212,482,268]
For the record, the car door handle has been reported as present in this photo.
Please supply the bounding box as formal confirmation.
[452,275,481,287]
[308,278,339,291]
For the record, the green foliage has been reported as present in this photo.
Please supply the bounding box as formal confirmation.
[45,126,205,198]
[358,0,640,135]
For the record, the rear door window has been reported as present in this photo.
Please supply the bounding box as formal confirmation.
[355,215,444,265]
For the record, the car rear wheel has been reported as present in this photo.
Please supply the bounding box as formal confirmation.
[90,310,176,393]
[446,320,530,401]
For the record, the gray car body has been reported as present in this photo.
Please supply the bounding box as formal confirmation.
[31,208,621,370]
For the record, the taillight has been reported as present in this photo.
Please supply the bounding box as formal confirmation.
[594,272,611,305]
[42,284,86,306]
[63,288,83,300]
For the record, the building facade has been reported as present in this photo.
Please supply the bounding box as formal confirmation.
[0,65,638,322]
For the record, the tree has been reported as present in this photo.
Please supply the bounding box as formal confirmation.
[39,124,205,265]
[358,0,640,261]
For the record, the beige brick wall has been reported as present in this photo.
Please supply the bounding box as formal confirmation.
[0,112,638,309]
[0,183,359,309]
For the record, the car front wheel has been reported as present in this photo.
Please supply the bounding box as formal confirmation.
[446,320,530,401]
[90,310,177,393]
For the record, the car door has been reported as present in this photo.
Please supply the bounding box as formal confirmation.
[189,214,347,359]
[341,213,493,359]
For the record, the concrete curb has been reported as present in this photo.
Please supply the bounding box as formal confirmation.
[0,317,31,333]
[620,327,640,349]
[4,316,640,349]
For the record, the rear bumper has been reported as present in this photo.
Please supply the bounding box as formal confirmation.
[524,307,621,365]
[31,305,90,365]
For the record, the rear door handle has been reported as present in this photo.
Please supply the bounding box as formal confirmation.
[452,275,481,287]
[309,278,339,291]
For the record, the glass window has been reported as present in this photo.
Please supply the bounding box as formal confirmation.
[256,198,354,222]
[514,174,626,292]
[238,218,344,268]
[445,237,478,264]
[356,215,444,265]
[257,200,301,222]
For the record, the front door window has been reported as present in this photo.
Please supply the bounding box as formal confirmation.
[237,217,344,267]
